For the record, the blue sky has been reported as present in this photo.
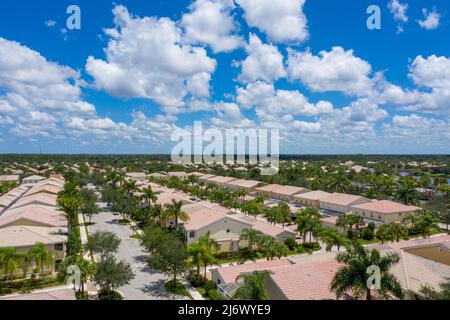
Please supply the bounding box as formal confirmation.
[0,0,449,154]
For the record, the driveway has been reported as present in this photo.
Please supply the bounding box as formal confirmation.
[89,210,186,300]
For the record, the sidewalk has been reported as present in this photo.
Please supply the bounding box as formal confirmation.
[78,213,99,299]
[182,280,205,300]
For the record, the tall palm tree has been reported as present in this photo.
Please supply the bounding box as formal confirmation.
[330,243,403,300]
[164,199,190,229]
[240,228,264,252]
[151,204,166,227]
[187,243,205,276]
[0,247,21,282]
[234,271,271,300]
[393,178,419,205]
[29,243,53,278]
[141,186,158,208]
[106,171,124,188]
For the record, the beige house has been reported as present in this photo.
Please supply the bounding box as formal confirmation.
[0,205,67,229]
[293,190,331,208]
[348,200,420,223]
[0,175,20,183]
[0,226,67,275]
[126,172,147,181]
[319,193,371,213]
[402,241,450,266]
[255,184,309,202]
[22,175,45,185]
[205,176,238,188]
[181,203,252,251]
[223,179,261,192]
[210,259,293,298]
[198,174,216,183]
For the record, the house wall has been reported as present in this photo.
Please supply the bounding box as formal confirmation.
[264,276,288,300]
[349,208,418,223]
[293,198,321,208]
[185,217,251,251]
[404,246,450,266]
[320,198,369,214]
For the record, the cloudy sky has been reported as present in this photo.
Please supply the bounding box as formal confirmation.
[0,0,449,154]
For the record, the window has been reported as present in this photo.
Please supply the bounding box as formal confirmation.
[54,243,64,251]
[189,231,195,238]
[226,229,230,233]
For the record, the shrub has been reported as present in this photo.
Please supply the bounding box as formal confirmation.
[187,273,206,287]
[284,237,298,250]
[204,280,216,293]
[208,289,225,300]
[361,228,374,241]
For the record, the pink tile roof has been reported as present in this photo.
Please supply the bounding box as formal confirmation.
[320,193,370,206]
[0,205,67,228]
[215,259,293,284]
[168,171,189,177]
[11,193,57,209]
[199,174,217,180]
[255,184,283,193]
[294,190,331,201]
[181,204,226,231]
[320,216,338,225]
[226,179,261,188]
[207,176,238,184]
[25,185,62,197]
[233,214,296,237]
[0,175,20,182]
[0,287,76,300]
[272,186,310,196]
[156,192,193,206]
[269,259,341,300]
[351,200,420,214]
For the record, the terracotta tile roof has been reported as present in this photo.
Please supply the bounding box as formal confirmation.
[320,193,370,206]
[199,174,217,180]
[226,179,261,188]
[11,193,58,209]
[0,287,75,300]
[181,204,227,231]
[0,175,20,182]
[22,175,45,182]
[351,200,420,214]
[214,259,293,284]
[232,214,296,238]
[272,186,310,196]
[269,259,341,300]
[25,185,62,197]
[255,184,283,193]
[207,176,238,184]
[294,190,331,201]
[0,205,67,228]
[156,192,193,206]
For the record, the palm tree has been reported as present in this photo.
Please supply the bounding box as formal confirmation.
[151,204,166,228]
[416,279,450,300]
[240,229,264,252]
[416,210,439,238]
[163,199,189,229]
[121,180,138,196]
[106,171,124,189]
[330,243,403,300]
[198,232,219,277]
[0,247,21,282]
[393,178,419,205]
[328,174,351,193]
[29,243,53,278]
[387,223,406,242]
[320,228,349,251]
[141,186,158,208]
[187,243,206,276]
[276,202,292,228]
[57,195,83,228]
[233,271,271,300]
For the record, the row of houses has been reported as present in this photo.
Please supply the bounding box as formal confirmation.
[193,174,421,224]
[135,181,296,252]
[0,176,67,276]
[210,234,450,299]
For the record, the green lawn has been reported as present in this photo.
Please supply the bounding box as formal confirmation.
[164,280,193,299]
[0,277,64,295]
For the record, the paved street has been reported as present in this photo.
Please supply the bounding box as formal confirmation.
[89,210,186,300]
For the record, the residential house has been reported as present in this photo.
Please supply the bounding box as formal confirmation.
[293,190,331,209]
[348,200,420,223]
[22,175,45,185]
[0,226,67,274]
[319,193,371,214]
